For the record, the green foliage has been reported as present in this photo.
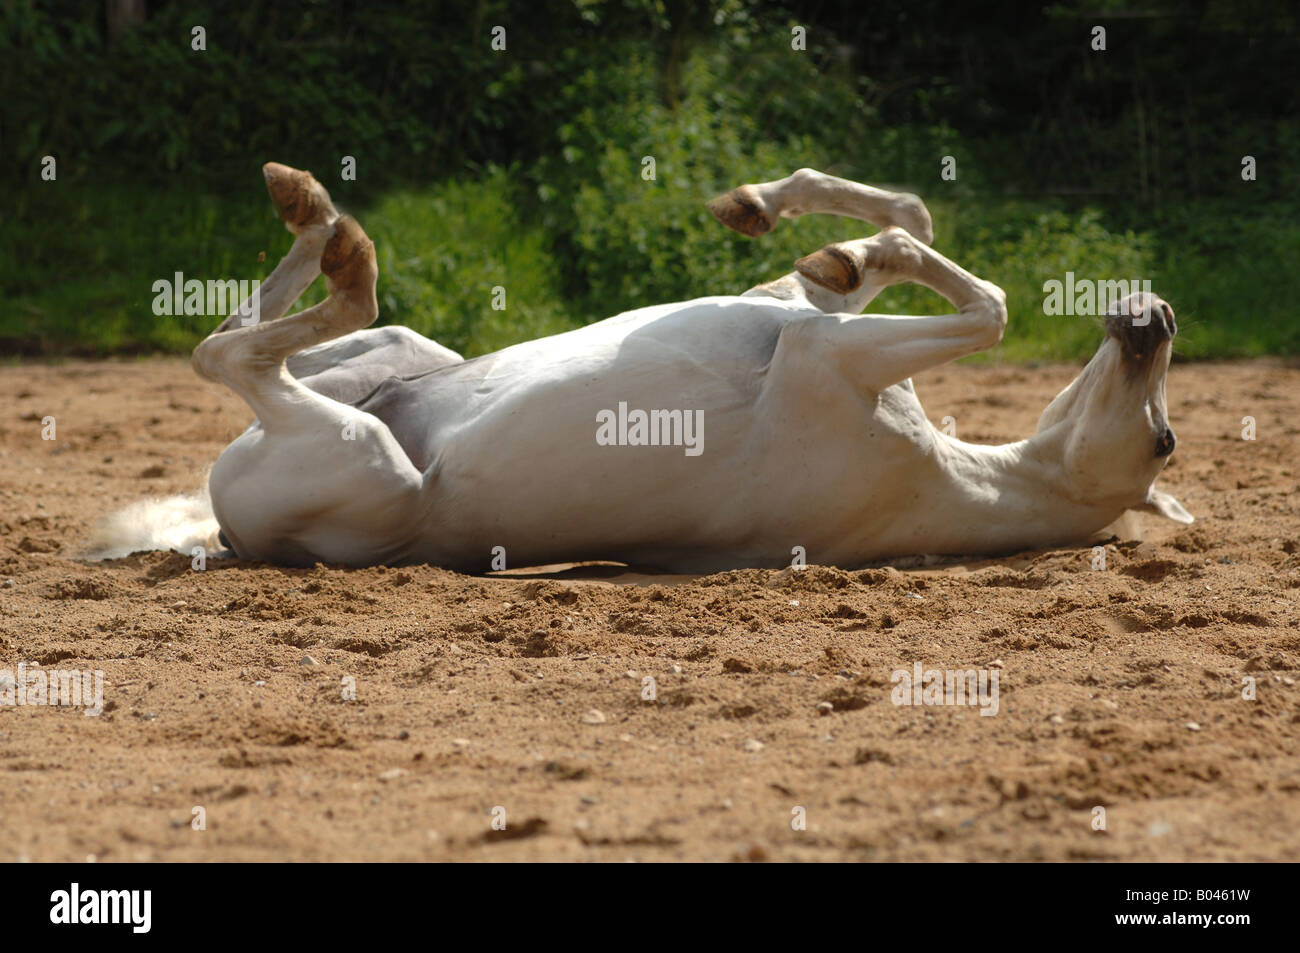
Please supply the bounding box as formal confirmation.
[931,204,1154,362]
[0,168,578,357]
[364,170,579,357]
[1,174,283,354]
[1,0,1295,361]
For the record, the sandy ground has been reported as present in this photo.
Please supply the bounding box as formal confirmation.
[1,356,1298,862]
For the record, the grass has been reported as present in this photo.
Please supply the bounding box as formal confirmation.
[3,172,1296,362]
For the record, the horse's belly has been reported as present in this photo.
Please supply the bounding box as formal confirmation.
[421,379,936,570]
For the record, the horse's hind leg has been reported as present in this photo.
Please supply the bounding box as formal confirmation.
[212,164,340,334]
[211,164,460,406]
[194,214,424,566]
[192,216,385,419]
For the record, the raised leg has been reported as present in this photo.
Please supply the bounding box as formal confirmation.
[193,170,425,565]
[783,227,1008,394]
[710,168,935,315]
[710,170,1004,386]
[192,215,383,428]
[213,164,462,406]
[213,164,340,333]
[708,168,934,245]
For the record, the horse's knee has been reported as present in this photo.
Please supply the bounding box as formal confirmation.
[961,282,1007,347]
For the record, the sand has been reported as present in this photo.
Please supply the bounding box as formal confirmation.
[1,356,1297,861]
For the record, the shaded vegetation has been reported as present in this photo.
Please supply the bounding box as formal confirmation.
[2,0,1296,359]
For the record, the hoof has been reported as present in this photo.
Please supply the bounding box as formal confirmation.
[794,245,862,295]
[321,216,376,291]
[706,186,775,237]
[263,162,335,231]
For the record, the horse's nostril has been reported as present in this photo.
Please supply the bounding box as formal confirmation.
[1160,301,1176,335]
[1155,428,1176,457]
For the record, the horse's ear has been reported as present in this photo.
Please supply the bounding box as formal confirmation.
[1134,487,1193,524]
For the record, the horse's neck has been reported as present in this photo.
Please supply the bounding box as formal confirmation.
[930,432,1119,552]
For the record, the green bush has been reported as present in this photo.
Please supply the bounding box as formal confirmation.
[363,169,579,357]
[2,1,1295,361]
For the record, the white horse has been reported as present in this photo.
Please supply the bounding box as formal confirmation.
[187,164,1189,572]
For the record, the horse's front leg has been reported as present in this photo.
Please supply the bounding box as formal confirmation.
[708,167,934,245]
[713,168,934,315]
[785,227,1008,394]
